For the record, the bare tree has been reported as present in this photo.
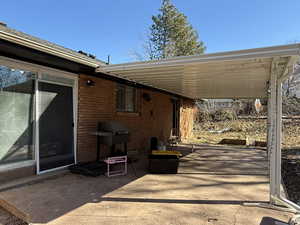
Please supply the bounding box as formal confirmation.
[0,66,28,90]
[283,62,300,97]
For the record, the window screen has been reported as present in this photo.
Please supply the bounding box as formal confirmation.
[116,84,137,112]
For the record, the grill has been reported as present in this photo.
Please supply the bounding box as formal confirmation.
[69,121,129,177]
[96,121,130,159]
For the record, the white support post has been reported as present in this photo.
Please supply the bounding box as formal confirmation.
[242,58,300,220]
[267,58,300,219]
[268,58,285,202]
[268,60,278,202]
[275,81,283,199]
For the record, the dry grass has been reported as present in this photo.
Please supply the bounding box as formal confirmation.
[192,118,300,148]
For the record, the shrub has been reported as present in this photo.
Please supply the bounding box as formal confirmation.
[196,109,237,123]
[212,109,237,122]
[196,110,212,122]
[283,96,300,115]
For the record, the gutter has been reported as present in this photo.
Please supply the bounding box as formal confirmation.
[0,30,101,68]
[99,43,300,72]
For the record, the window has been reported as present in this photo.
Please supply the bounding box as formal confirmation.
[116,84,137,112]
[0,65,35,165]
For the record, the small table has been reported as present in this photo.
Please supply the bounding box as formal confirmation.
[104,156,127,177]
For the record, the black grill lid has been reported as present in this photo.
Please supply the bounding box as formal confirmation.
[98,121,129,134]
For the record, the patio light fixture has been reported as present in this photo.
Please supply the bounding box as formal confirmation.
[86,79,95,86]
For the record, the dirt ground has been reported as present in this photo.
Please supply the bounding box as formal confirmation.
[192,118,300,148]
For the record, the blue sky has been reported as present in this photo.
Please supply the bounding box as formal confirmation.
[1,0,300,64]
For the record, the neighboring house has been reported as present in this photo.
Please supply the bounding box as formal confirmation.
[0,23,195,182]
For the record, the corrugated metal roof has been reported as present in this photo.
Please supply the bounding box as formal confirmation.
[100,44,300,99]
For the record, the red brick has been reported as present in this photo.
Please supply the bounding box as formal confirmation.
[77,74,194,162]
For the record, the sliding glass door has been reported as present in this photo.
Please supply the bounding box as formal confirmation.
[38,81,75,172]
[0,65,35,165]
[0,58,77,174]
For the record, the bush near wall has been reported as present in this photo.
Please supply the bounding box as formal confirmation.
[196,109,237,123]
[212,109,237,121]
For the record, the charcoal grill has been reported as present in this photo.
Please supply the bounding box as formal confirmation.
[96,121,130,159]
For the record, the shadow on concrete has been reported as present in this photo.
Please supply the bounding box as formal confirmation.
[0,156,149,223]
[0,144,272,224]
[173,145,269,176]
[99,197,268,205]
[260,216,288,225]
[177,172,267,176]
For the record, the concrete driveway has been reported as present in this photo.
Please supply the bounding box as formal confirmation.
[0,145,292,225]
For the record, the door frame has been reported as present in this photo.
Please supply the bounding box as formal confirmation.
[35,72,78,174]
[0,56,78,174]
[171,98,180,137]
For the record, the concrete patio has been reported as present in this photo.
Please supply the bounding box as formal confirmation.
[0,145,293,225]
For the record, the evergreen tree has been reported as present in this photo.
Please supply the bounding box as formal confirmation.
[148,0,205,59]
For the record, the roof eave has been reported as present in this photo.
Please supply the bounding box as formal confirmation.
[0,30,102,68]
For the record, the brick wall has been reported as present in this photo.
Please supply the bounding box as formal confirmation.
[77,74,194,162]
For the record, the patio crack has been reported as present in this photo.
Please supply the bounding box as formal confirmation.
[233,206,242,225]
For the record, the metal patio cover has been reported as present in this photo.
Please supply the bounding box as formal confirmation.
[99,44,300,219]
[99,44,300,99]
